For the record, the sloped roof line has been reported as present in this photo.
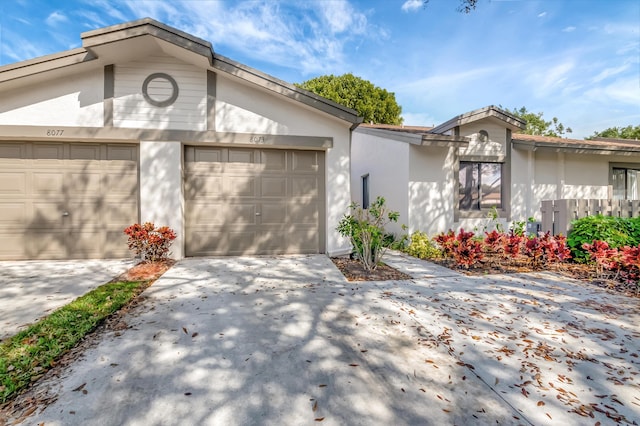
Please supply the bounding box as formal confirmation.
[429,105,526,134]
[0,18,361,126]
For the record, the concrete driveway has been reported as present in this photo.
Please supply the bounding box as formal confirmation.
[0,259,136,340]
[6,253,640,425]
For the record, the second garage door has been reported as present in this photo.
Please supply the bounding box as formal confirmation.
[0,142,139,260]
[184,146,325,256]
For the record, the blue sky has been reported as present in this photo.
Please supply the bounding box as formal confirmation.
[1,0,638,138]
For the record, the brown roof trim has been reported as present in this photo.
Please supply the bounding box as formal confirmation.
[81,17,214,64]
[429,105,526,134]
[512,133,640,154]
[354,125,469,147]
[213,54,361,125]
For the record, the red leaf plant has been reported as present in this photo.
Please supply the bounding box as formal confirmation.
[124,222,177,262]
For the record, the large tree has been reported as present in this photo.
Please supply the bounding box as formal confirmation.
[297,73,403,125]
[505,106,572,138]
[589,125,640,140]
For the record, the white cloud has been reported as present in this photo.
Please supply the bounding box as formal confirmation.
[562,26,576,33]
[401,0,422,13]
[45,11,68,26]
[591,64,631,83]
[537,12,547,18]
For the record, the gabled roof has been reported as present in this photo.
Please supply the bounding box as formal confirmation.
[354,123,469,147]
[512,133,640,155]
[0,18,361,126]
[429,105,526,134]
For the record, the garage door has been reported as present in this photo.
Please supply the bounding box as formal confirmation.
[0,142,139,260]
[184,146,324,256]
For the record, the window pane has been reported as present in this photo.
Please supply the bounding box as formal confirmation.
[628,170,640,201]
[480,163,502,209]
[362,175,369,209]
[459,162,479,210]
[612,168,625,200]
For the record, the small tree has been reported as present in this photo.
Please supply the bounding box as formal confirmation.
[337,197,399,272]
[124,222,177,262]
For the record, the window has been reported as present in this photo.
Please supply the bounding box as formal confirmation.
[612,167,640,200]
[362,174,370,209]
[459,162,502,210]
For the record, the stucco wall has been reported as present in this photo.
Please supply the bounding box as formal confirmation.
[114,55,207,131]
[408,145,455,236]
[139,141,184,259]
[351,131,409,237]
[459,121,507,157]
[0,69,104,127]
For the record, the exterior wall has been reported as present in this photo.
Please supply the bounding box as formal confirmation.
[216,74,353,255]
[458,121,507,157]
[351,131,409,237]
[139,141,184,259]
[408,145,455,236]
[0,70,104,127]
[114,55,207,131]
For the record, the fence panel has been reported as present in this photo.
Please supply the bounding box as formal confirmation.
[540,199,640,235]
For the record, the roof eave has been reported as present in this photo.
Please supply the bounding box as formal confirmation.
[430,105,526,134]
[354,126,469,147]
[512,139,640,155]
[213,54,361,125]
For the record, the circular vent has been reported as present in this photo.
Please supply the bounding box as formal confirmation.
[142,73,179,107]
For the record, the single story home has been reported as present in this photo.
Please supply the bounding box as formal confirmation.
[0,18,361,260]
[352,105,640,237]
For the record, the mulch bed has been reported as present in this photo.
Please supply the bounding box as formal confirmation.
[332,254,640,298]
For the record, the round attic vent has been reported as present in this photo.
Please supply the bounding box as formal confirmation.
[142,73,179,107]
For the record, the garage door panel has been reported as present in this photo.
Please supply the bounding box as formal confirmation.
[289,201,319,224]
[0,172,26,195]
[292,151,318,172]
[0,143,25,159]
[24,230,66,260]
[185,175,222,199]
[223,175,256,197]
[185,147,323,256]
[0,141,139,260]
[261,177,287,197]
[261,203,287,225]
[291,176,318,197]
[66,172,102,195]
[32,202,64,226]
[261,150,286,171]
[33,172,64,196]
[67,230,103,259]
[0,203,27,225]
[104,172,138,198]
[103,231,133,258]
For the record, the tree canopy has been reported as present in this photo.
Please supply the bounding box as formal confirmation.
[505,106,572,138]
[589,125,640,140]
[297,73,403,125]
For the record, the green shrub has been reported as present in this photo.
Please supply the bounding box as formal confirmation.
[568,215,640,262]
[337,197,399,271]
[404,231,442,259]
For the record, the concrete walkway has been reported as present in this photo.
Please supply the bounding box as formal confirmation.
[6,253,640,425]
[0,259,136,340]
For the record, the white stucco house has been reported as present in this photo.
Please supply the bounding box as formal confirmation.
[0,18,361,260]
[352,105,640,237]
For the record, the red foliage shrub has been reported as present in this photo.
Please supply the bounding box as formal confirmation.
[124,222,177,262]
[451,230,484,268]
[484,230,504,255]
[434,230,456,257]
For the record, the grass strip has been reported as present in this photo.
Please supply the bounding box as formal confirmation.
[0,279,149,403]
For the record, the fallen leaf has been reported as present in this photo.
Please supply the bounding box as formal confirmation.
[72,383,86,392]
[546,413,552,419]
[182,327,188,334]
[191,332,198,338]
[312,400,318,412]
[314,417,325,422]
[537,401,545,406]
[319,384,327,388]
[349,364,359,367]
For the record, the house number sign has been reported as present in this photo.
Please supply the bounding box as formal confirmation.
[142,73,179,107]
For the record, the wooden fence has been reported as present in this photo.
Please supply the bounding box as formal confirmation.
[541,199,640,236]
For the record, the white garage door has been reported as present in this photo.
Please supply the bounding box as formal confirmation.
[184,146,325,256]
[0,142,139,260]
